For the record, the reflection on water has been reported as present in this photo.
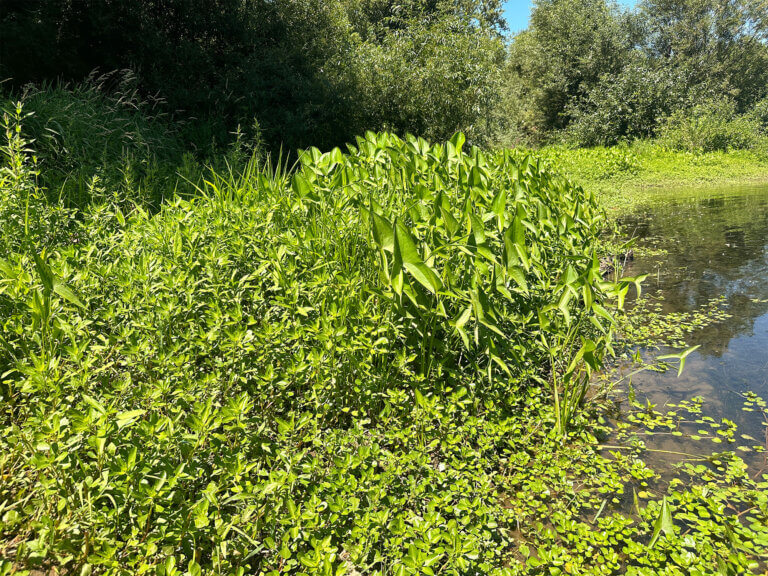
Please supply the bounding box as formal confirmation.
[615,185,768,469]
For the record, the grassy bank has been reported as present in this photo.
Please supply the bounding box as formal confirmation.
[535,143,768,214]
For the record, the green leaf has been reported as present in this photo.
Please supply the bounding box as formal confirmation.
[53,280,86,309]
[33,252,54,293]
[512,206,526,247]
[469,166,483,188]
[454,306,472,330]
[451,306,473,350]
[393,220,442,294]
[414,389,428,409]
[435,191,458,232]
[503,224,519,269]
[116,409,147,429]
[449,132,466,154]
[291,173,311,198]
[82,394,106,415]
[187,560,202,576]
[562,265,578,286]
[491,188,507,229]
[511,208,530,270]
[371,210,395,253]
[649,497,674,547]
[658,345,701,377]
[469,212,486,245]
[0,259,15,277]
[508,266,528,294]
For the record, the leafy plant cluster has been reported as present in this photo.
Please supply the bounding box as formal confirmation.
[0,123,630,574]
[0,104,80,256]
[658,99,766,153]
[3,107,768,575]
[603,394,768,573]
[13,72,188,208]
[617,295,732,350]
[535,146,641,182]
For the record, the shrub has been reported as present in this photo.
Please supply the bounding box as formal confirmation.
[658,99,762,153]
[565,56,694,146]
[748,96,768,130]
[1,2,507,152]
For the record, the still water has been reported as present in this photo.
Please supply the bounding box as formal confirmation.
[614,185,768,470]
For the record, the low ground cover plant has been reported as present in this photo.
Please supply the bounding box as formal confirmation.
[2,114,767,575]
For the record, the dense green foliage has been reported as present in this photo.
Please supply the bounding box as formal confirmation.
[507,0,768,146]
[0,116,614,572]
[0,77,263,211]
[506,0,635,137]
[3,76,189,209]
[0,0,505,150]
[4,0,767,151]
[658,99,764,153]
[4,110,768,574]
[4,85,768,574]
[3,1,768,573]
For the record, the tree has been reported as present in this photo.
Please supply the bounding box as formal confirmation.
[639,0,768,109]
[506,0,634,137]
[1,0,507,150]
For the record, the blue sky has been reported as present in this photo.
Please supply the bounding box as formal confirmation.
[502,0,637,33]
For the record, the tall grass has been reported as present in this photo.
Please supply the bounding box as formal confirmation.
[1,74,263,212]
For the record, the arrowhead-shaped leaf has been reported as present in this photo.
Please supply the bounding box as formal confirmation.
[393,220,442,294]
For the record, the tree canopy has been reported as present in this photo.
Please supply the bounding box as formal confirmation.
[506,0,768,145]
[2,0,766,149]
[1,0,506,150]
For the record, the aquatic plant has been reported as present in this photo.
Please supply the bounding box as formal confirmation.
[2,124,767,575]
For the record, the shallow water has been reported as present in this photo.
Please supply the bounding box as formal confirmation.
[613,185,768,471]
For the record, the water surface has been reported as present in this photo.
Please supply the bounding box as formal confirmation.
[614,185,768,471]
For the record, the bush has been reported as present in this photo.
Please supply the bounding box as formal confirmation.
[658,99,762,153]
[748,97,768,130]
[506,0,634,137]
[565,56,694,146]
